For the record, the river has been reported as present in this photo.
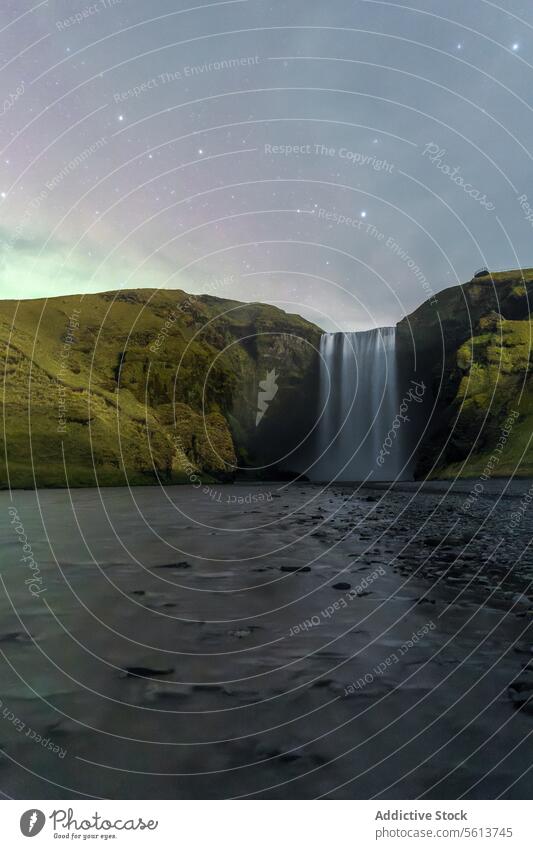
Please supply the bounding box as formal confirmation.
[0,480,532,798]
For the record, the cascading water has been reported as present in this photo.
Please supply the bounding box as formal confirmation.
[313,327,408,482]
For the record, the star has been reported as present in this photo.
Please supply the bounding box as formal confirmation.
[512,43,519,51]
[361,211,367,218]
[118,115,124,122]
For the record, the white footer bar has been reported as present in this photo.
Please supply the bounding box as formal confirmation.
[2,799,531,847]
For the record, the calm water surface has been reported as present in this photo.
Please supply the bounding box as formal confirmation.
[0,481,532,799]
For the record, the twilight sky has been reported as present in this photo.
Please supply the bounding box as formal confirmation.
[1,0,533,330]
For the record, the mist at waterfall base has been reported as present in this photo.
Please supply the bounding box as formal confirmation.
[311,328,417,483]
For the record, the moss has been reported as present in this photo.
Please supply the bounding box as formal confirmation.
[0,289,320,488]
[413,311,533,478]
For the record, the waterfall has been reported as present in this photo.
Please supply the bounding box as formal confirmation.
[313,327,407,482]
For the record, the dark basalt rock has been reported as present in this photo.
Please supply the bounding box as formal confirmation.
[508,679,533,713]
[0,631,33,643]
[122,666,175,679]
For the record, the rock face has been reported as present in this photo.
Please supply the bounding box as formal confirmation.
[0,289,320,488]
[397,269,533,478]
[2,269,532,488]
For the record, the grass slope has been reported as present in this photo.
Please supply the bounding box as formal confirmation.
[0,289,320,488]
[398,270,533,478]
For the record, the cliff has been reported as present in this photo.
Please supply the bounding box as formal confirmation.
[3,268,533,488]
[0,289,320,488]
[397,269,533,478]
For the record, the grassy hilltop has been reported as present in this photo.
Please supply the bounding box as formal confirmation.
[0,289,320,488]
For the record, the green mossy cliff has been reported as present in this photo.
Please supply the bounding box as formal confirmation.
[0,289,320,488]
[3,269,533,488]
[398,269,533,478]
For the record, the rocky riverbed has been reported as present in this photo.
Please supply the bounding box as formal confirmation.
[0,480,532,799]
